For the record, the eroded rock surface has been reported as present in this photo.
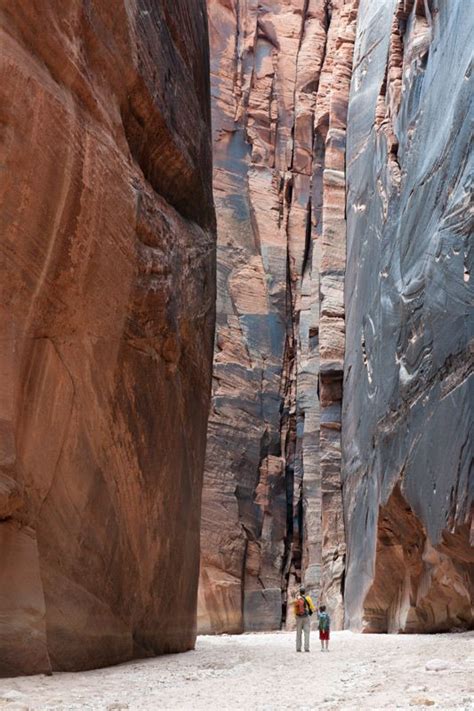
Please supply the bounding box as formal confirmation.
[202,0,472,636]
[199,0,358,633]
[0,0,215,675]
[343,0,473,632]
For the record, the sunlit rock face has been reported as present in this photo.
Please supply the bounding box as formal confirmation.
[343,0,473,633]
[0,0,215,676]
[199,0,358,634]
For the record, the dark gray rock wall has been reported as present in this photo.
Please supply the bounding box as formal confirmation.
[343,0,473,632]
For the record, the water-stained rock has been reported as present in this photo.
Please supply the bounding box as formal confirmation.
[200,0,358,633]
[343,0,473,633]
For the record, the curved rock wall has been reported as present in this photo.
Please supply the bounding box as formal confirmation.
[343,0,473,632]
[0,0,215,675]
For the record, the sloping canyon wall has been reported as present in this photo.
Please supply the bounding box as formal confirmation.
[0,1,215,676]
[200,0,473,634]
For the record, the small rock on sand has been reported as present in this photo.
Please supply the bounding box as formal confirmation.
[425,659,450,671]
[410,699,435,707]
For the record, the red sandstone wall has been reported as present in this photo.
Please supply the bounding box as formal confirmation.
[199,0,358,633]
[0,0,215,676]
[201,0,472,635]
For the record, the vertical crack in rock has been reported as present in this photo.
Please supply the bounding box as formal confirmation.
[200,0,359,633]
[312,0,359,629]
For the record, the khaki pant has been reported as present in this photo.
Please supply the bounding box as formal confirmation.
[296,615,310,651]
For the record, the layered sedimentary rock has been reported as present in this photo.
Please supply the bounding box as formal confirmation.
[199,0,358,633]
[312,0,359,628]
[343,0,473,632]
[0,0,215,676]
[202,0,472,636]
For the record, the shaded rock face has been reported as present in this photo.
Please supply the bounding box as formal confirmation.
[201,0,472,636]
[199,0,358,634]
[343,0,473,632]
[0,0,215,676]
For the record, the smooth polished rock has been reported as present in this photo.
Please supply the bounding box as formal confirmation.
[0,0,215,675]
[343,0,473,633]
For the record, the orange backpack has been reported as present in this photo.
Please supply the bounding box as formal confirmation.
[295,597,306,617]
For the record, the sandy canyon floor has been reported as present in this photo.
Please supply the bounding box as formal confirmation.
[0,631,472,710]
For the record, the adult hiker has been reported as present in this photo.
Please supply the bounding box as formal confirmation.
[318,604,331,651]
[294,586,315,652]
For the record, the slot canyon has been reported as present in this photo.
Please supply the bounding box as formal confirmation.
[199,0,473,638]
[0,0,472,684]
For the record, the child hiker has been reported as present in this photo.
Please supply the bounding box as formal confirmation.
[318,605,330,651]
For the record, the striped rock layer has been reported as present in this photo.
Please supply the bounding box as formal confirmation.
[343,0,473,633]
[200,0,473,634]
[199,0,358,633]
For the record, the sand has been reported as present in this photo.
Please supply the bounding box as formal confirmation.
[0,630,472,710]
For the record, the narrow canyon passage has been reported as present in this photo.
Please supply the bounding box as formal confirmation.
[199,0,473,637]
[0,0,472,686]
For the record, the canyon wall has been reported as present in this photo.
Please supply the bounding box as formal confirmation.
[0,0,215,676]
[343,0,473,632]
[201,0,472,636]
[199,0,358,633]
